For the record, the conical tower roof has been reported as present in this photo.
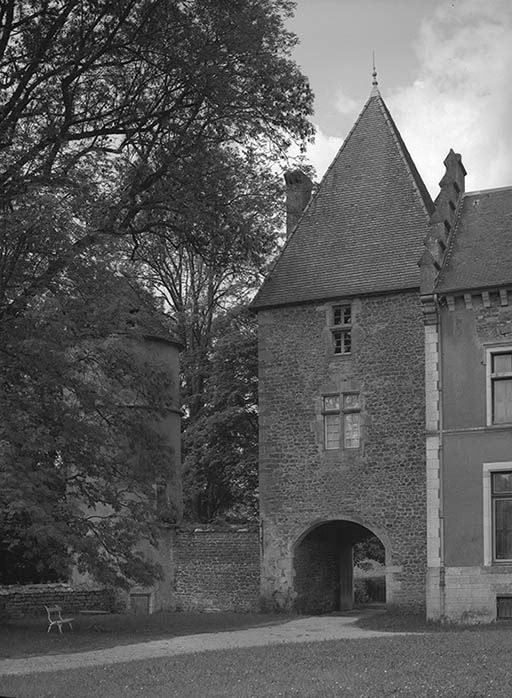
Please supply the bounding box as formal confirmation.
[252,86,434,309]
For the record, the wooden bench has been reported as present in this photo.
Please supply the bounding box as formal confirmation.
[45,605,74,633]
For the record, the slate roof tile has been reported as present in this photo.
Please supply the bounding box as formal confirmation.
[252,91,434,309]
[436,186,512,293]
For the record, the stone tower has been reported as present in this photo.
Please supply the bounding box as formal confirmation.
[252,79,433,613]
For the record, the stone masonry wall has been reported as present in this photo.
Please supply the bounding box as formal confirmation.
[0,584,114,618]
[258,291,426,611]
[174,526,260,612]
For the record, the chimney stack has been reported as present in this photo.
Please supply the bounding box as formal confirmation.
[432,149,466,247]
[419,149,467,298]
[284,170,313,239]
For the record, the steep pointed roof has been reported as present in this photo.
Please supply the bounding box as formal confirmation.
[252,88,434,309]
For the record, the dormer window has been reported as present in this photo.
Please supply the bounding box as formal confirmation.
[331,304,351,355]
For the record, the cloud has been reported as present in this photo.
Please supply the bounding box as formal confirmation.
[388,0,512,196]
[335,87,359,116]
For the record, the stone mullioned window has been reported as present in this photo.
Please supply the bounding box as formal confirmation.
[322,393,361,450]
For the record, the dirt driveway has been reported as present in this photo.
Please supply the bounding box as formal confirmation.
[0,612,412,677]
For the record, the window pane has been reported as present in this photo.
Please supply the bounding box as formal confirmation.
[495,499,512,560]
[333,330,342,353]
[493,472,512,494]
[493,378,512,423]
[333,305,351,326]
[333,330,351,354]
[324,396,340,412]
[343,393,360,410]
[332,330,352,354]
[493,353,512,374]
[325,414,340,449]
[344,412,360,449]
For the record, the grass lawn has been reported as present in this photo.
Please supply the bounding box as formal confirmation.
[0,610,290,659]
[2,628,512,697]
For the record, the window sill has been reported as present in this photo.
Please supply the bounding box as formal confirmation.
[484,562,512,572]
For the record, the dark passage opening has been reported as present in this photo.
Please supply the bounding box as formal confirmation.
[293,520,385,614]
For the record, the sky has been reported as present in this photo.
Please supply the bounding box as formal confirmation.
[287,0,512,197]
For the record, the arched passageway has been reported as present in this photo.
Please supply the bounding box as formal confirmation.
[293,520,385,614]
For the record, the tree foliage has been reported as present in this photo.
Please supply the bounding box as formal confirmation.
[0,0,314,584]
[0,0,313,321]
[134,146,284,521]
[0,253,177,586]
[182,306,259,522]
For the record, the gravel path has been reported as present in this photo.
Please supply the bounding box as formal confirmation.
[0,614,412,677]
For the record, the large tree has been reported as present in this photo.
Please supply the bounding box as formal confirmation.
[0,0,314,584]
[134,145,284,521]
[0,0,313,322]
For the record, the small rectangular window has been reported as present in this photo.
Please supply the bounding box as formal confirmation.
[492,472,512,561]
[331,304,352,355]
[333,305,351,326]
[490,351,512,424]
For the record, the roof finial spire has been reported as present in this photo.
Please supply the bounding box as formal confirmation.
[370,51,380,96]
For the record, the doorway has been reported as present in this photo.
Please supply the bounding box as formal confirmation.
[292,520,386,614]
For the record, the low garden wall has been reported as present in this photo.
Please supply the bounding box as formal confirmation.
[1,526,262,617]
[0,583,114,618]
[174,524,260,612]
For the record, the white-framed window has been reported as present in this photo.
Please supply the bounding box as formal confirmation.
[331,304,351,355]
[483,462,512,564]
[486,347,512,425]
[322,393,361,450]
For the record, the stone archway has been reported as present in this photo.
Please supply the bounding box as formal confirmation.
[292,519,386,614]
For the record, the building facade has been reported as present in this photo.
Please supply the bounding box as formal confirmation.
[422,176,512,622]
[253,78,512,621]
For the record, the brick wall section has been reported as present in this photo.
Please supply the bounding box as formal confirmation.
[174,526,260,612]
[258,291,426,610]
[0,584,113,617]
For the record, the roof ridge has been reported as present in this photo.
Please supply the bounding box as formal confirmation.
[376,98,434,216]
[465,185,512,196]
[311,92,380,192]
[434,192,464,288]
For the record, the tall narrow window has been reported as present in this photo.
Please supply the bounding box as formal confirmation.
[343,393,361,449]
[323,396,340,450]
[331,304,351,355]
[492,472,512,561]
[490,351,512,424]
